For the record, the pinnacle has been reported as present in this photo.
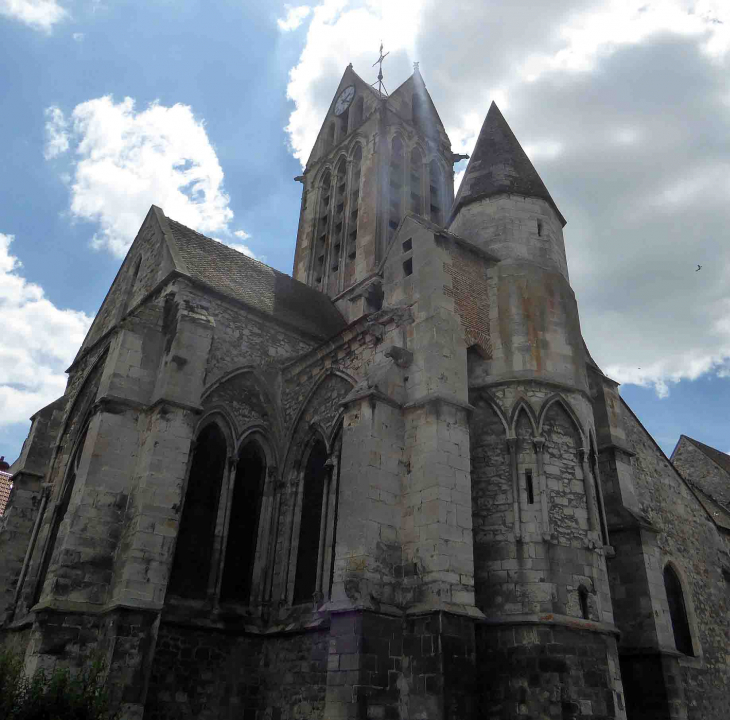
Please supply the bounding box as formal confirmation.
[451,102,565,226]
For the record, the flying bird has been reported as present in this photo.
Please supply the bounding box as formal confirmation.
[696,264,702,272]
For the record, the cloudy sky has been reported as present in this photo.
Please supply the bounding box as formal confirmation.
[1,0,729,462]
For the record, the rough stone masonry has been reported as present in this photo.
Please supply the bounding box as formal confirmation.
[1,62,729,720]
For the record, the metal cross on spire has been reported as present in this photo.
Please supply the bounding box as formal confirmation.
[371,41,389,97]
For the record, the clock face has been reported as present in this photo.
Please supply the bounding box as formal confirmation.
[334,85,355,116]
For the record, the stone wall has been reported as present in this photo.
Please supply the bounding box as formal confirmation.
[145,623,328,720]
[621,403,730,718]
[476,623,623,719]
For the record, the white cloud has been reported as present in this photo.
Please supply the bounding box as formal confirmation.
[284,0,423,167]
[0,233,92,428]
[0,0,67,32]
[72,31,84,41]
[45,96,239,257]
[277,4,311,32]
[43,106,69,160]
[284,0,730,398]
[234,229,250,240]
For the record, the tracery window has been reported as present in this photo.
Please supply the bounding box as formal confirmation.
[293,439,329,604]
[220,441,266,603]
[168,424,227,598]
[664,564,694,656]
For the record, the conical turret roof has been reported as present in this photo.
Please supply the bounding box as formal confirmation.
[451,102,565,226]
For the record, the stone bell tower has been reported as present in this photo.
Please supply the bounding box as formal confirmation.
[292,63,456,321]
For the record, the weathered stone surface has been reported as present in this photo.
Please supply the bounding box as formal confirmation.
[0,66,726,720]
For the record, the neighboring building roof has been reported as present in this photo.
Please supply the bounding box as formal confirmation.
[451,102,565,226]
[166,218,347,341]
[0,470,12,516]
[682,435,730,478]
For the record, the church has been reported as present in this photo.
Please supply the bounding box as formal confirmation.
[1,62,729,720]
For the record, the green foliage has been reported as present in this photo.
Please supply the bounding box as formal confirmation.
[0,650,117,720]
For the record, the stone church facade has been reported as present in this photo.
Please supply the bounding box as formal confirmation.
[1,65,729,720]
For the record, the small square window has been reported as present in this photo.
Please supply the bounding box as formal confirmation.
[402,238,412,252]
[403,258,413,277]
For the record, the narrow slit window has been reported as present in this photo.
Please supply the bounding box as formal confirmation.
[579,586,590,620]
[525,469,534,505]
[403,258,413,277]
[537,220,543,237]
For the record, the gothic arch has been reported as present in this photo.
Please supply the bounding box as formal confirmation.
[469,391,510,436]
[508,398,538,437]
[284,369,357,454]
[347,137,365,159]
[196,407,237,448]
[663,559,701,657]
[537,394,586,444]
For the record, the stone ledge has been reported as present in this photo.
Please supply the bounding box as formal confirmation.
[479,612,620,636]
[403,393,473,413]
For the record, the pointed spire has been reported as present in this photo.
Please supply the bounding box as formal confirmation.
[451,102,565,226]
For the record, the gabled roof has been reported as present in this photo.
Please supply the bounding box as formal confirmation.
[165,217,346,340]
[680,435,730,478]
[451,102,565,226]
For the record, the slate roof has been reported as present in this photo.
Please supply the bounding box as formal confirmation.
[451,102,565,226]
[682,435,730,478]
[166,218,347,340]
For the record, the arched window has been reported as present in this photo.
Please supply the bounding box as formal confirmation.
[293,439,328,604]
[313,170,332,286]
[329,158,348,288]
[348,145,362,262]
[388,136,405,241]
[168,424,227,599]
[410,148,423,215]
[220,441,266,603]
[35,425,89,603]
[429,160,443,225]
[664,564,694,656]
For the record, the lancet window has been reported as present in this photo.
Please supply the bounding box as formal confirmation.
[664,564,694,656]
[293,439,329,603]
[429,159,443,225]
[351,96,364,130]
[328,158,348,293]
[168,424,227,598]
[313,169,332,286]
[345,144,362,275]
[220,441,267,603]
[388,136,405,241]
[410,148,424,215]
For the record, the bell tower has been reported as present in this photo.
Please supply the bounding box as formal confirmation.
[292,61,456,320]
